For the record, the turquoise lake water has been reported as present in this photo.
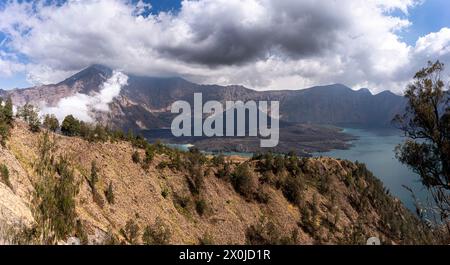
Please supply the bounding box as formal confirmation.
[315,127,429,212]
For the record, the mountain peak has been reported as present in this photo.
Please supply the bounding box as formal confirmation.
[357,88,372,94]
[87,64,113,73]
[59,64,112,84]
[375,90,397,97]
[56,64,114,93]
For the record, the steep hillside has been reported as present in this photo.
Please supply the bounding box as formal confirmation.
[0,121,439,245]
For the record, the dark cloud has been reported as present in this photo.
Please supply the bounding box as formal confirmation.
[157,0,348,66]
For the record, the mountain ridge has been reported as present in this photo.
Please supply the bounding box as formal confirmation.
[0,65,406,131]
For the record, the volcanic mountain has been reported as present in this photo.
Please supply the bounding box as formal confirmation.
[0,65,405,132]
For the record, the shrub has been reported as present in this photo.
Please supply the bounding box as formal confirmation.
[2,97,13,125]
[104,182,115,205]
[282,175,304,205]
[195,199,207,216]
[0,121,9,146]
[173,193,191,210]
[199,232,214,245]
[61,115,81,136]
[132,135,149,149]
[43,114,59,132]
[211,154,225,167]
[273,155,286,174]
[0,97,13,146]
[34,154,79,244]
[17,103,41,132]
[93,124,109,142]
[255,152,274,172]
[231,163,258,200]
[245,217,297,245]
[0,163,12,190]
[142,146,155,168]
[161,186,170,198]
[255,186,271,204]
[186,164,204,195]
[142,217,171,245]
[157,161,168,169]
[215,162,232,180]
[318,174,331,195]
[131,151,140,163]
[121,219,140,244]
[88,161,99,192]
[168,152,183,171]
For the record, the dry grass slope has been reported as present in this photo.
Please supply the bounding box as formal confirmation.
[0,121,440,245]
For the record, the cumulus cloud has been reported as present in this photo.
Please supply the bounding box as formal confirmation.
[0,0,448,93]
[40,71,128,122]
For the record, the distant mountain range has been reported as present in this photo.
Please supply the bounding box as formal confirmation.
[0,64,406,131]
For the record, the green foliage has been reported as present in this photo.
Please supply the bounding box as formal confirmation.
[0,97,14,146]
[186,164,204,196]
[61,115,81,136]
[318,173,331,195]
[161,186,169,198]
[43,114,59,132]
[3,97,13,125]
[142,145,155,169]
[33,133,79,244]
[88,161,105,208]
[142,217,172,245]
[88,161,99,192]
[198,232,215,245]
[182,148,208,196]
[121,219,140,244]
[246,216,298,245]
[131,135,148,149]
[282,175,305,205]
[104,181,115,205]
[231,162,258,200]
[211,153,225,167]
[173,192,191,210]
[393,60,450,220]
[0,163,12,190]
[17,103,40,132]
[255,186,271,204]
[131,150,140,163]
[0,121,9,146]
[168,152,183,171]
[195,198,207,216]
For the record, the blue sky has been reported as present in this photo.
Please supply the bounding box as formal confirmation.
[148,0,181,13]
[395,0,450,45]
[0,0,184,90]
[1,0,450,92]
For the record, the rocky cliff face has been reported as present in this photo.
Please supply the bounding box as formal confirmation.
[0,121,438,245]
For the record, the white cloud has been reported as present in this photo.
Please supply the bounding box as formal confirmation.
[0,0,448,93]
[40,70,128,122]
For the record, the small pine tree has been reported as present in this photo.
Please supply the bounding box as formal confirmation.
[43,114,59,132]
[61,115,81,136]
[104,182,115,205]
[131,151,140,163]
[4,97,13,125]
[88,161,99,192]
[0,163,12,190]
